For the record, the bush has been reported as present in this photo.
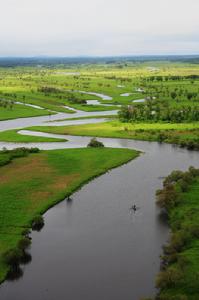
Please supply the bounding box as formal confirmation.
[0,147,40,167]
[177,255,189,271]
[189,224,199,238]
[163,170,184,186]
[157,132,167,143]
[169,231,190,252]
[87,138,104,148]
[182,171,194,184]
[156,184,180,210]
[32,215,44,231]
[0,153,11,166]
[29,147,40,153]
[156,268,183,289]
[189,166,199,177]
[3,248,23,266]
[18,237,31,250]
[178,179,189,192]
[157,295,188,300]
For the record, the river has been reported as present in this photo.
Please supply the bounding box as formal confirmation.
[0,110,199,300]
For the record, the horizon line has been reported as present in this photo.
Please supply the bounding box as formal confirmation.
[0,54,199,59]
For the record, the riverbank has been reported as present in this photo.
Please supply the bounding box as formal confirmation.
[0,147,139,283]
[26,121,199,150]
[0,104,54,121]
[0,129,67,143]
[155,167,199,300]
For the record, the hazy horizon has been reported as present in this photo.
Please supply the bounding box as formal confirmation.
[1,0,199,57]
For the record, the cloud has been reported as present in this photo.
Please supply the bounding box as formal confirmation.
[0,0,199,56]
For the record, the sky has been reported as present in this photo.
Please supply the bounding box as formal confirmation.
[0,0,199,57]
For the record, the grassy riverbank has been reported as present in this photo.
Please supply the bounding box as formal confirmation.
[47,114,116,122]
[0,129,66,143]
[0,104,53,121]
[154,167,199,300]
[0,147,139,283]
[27,121,199,149]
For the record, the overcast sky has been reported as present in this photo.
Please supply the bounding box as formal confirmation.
[1,0,199,56]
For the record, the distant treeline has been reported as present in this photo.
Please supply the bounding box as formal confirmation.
[146,75,199,81]
[119,104,199,123]
[0,55,199,67]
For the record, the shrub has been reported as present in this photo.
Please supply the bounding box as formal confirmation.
[0,147,40,167]
[156,295,188,300]
[156,268,183,289]
[18,237,31,250]
[29,147,40,153]
[156,184,180,210]
[182,171,194,184]
[3,248,23,266]
[0,153,11,166]
[178,179,189,192]
[32,215,44,231]
[177,255,189,270]
[163,170,184,186]
[87,138,104,148]
[189,224,199,238]
[157,132,167,143]
[170,231,190,252]
[189,166,199,177]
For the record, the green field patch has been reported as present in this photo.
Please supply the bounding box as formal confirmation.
[0,129,66,143]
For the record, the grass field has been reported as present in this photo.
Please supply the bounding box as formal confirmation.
[0,129,66,143]
[0,103,54,121]
[1,61,199,119]
[0,147,139,282]
[26,121,199,148]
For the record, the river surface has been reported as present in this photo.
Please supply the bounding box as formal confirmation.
[0,109,118,132]
[0,111,199,300]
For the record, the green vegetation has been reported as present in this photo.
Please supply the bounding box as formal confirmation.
[0,147,39,166]
[119,104,199,123]
[87,137,104,148]
[0,103,53,121]
[1,61,199,119]
[154,167,199,300]
[47,114,116,122]
[0,129,66,143]
[1,60,199,297]
[0,147,139,282]
[27,121,199,150]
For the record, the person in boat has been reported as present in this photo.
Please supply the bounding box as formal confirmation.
[131,204,137,211]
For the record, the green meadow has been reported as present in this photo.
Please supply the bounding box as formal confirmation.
[26,121,199,149]
[1,61,199,120]
[0,103,53,121]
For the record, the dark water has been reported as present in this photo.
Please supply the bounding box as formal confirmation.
[0,138,199,300]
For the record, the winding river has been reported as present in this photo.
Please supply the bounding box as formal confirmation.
[0,108,199,300]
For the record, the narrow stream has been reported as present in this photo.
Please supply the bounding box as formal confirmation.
[0,109,118,132]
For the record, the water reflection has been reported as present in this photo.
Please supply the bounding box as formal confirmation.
[66,196,73,207]
[6,251,32,282]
